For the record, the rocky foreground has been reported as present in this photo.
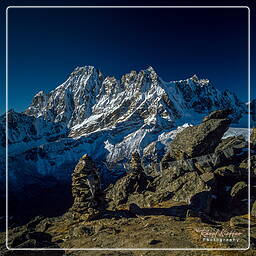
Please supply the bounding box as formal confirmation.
[1,110,256,255]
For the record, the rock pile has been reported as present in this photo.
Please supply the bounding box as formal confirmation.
[69,154,105,220]
[130,151,144,173]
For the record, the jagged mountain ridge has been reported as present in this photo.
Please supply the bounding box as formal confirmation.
[0,66,249,191]
[25,66,246,136]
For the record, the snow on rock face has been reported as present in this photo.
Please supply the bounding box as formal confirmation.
[0,66,250,191]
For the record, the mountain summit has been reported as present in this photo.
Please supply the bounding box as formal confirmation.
[25,66,245,134]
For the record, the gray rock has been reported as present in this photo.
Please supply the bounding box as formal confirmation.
[168,110,231,160]
[252,201,256,217]
[239,155,256,177]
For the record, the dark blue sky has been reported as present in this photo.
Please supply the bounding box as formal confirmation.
[1,3,254,114]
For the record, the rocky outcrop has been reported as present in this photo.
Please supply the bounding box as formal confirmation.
[69,154,105,220]
[103,109,253,219]
[167,110,231,160]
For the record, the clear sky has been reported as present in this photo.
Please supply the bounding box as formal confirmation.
[1,1,254,114]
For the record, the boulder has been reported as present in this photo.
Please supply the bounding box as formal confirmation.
[213,135,248,167]
[152,168,212,214]
[168,110,231,160]
[239,155,256,177]
[214,165,238,177]
[251,128,256,149]
[228,181,248,215]
[230,181,247,198]
[194,155,214,173]
[252,201,256,217]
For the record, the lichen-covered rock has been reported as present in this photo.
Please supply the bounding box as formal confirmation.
[239,155,256,177]
[152,168,212,214]
[167,110,231,160]
[213,135,247,166]
[69,154,105,219]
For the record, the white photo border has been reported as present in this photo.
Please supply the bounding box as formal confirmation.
[5,5,251,251]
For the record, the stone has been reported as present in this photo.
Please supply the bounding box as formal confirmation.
[230,181,247,198]
[239,155,256,177]
[252,201,256,217]
[35,218,53,232]
[214,165,238,177]
[230,216,248,228]
[251,128,256,149]
[70,226,93,237]
[194,155,214,173]
[168,110,231,160]
[199,172,215,186]
[11,231,55,249]
[106,152,150,208]
[153,168,212,214]
[228,181,248,215]
[213,136,248,167]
